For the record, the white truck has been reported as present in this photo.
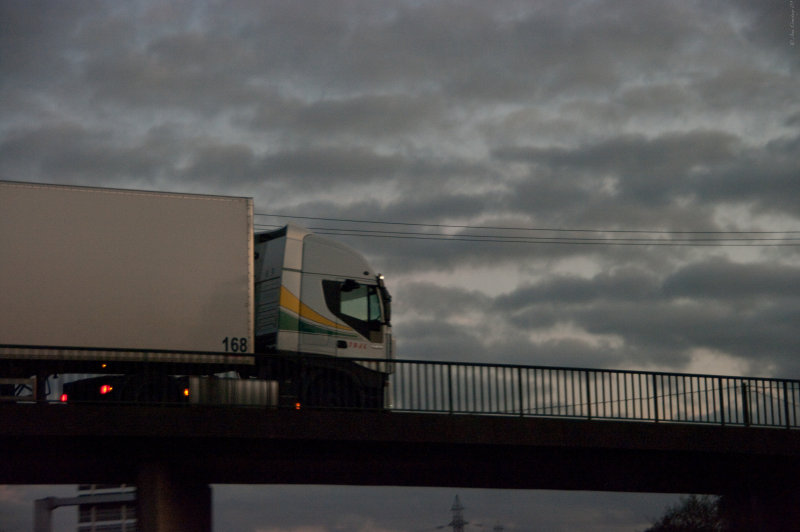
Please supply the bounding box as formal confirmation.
[0,181,393,407]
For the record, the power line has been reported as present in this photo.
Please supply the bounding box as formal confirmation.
[310,232,800,247]
[254,213,800,235]
[262,224,800,243]
[253,220,800,247]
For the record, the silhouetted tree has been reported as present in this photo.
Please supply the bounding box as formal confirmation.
[643,495,725,532]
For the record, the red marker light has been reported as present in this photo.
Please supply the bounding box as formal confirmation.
[60,394,68,402]
[183,388,190,397]
[99,384,113,395]
[295,402,302,410]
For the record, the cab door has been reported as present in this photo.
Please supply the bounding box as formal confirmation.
[297,272,333,355]
[322,279,384,357]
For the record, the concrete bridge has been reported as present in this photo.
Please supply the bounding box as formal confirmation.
[2,404,800,531]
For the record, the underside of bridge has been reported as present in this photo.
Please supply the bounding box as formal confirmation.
[3,405,800,531]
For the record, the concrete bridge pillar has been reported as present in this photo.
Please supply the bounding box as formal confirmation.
[136,462,211,532]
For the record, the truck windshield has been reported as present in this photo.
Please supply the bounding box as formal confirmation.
[323,280,384,342]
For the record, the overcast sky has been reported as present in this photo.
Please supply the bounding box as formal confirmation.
[1,1,799,530]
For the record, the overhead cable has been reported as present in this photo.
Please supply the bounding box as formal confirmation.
[255,213,800,235]
[254,223,800,247]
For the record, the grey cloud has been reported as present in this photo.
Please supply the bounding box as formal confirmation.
[0,1,99,82]
[697,133,800,215]
[182,143,433,189]
[497,268,660,309]
[513,337,649,370]
[395,319,488,362]
[84,49,261,112]
[350,189,499,225]
[495,130,740,204]
[696,66,797,112]
[663,259,800,300]
[392,262,800,374]
[574,299,800,375]
[730,0,800,57]
[499,129,739,169]
[192,0,709,104]
[0,123,116,182]
[786,111,800,128]
[494,128,800,223]
[259,146,406,183]
[282,193,490,232]
[180,143,258,184]
[396,310,671,370]
[577,301,727,351]
[616,84,696,115]
[246,93,448,141]
[436,1,705,101]
[0,123,187,186]
[400,282,492,319]
[368,235,568,275]
[500,170,598,220]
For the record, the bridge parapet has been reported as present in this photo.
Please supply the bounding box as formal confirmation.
[388,359,800,429]
[3,348,799,428]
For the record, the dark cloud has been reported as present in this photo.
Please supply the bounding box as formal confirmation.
[394,262,800,375]
[0,122,189,186]
[495,128,800,222]
[577,299,800,375]
[0,1,96,82]
[663,259,800,300]
[498,268,660,308]
[699,133,800,215]
[246,93,448,142]
[259,147,406,183]
[180,142,259,184]
[495,130,740,205]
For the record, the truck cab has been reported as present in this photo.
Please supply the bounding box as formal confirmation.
[254,224,393,362]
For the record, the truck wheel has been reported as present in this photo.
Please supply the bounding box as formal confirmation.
[121,374,178,403]
[302,374,364,409]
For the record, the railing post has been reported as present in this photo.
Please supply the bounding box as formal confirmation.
[652,374,659,422]
[742,383,750,426]
[784,381,791,430]
[585,370,592,420]
[517,367,524,418]
[718,377,725,426]
[447,364,453,414]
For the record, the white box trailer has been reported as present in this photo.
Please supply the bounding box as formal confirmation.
[1,181,393,408]
[0,181,253,355]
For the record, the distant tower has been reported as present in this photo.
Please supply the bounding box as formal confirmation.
[448,495,467,532]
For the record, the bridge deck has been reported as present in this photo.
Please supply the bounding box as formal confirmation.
[2,404,799,494]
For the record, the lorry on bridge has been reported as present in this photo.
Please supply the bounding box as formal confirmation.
[0,181,393,408]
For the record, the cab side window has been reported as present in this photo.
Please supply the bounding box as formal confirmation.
[323,280,383,342]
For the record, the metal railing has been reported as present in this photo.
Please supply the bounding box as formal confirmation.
[384,359,800,428]
[3,347,798,428]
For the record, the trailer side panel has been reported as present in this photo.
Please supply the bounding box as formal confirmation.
[0,182,254,354]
